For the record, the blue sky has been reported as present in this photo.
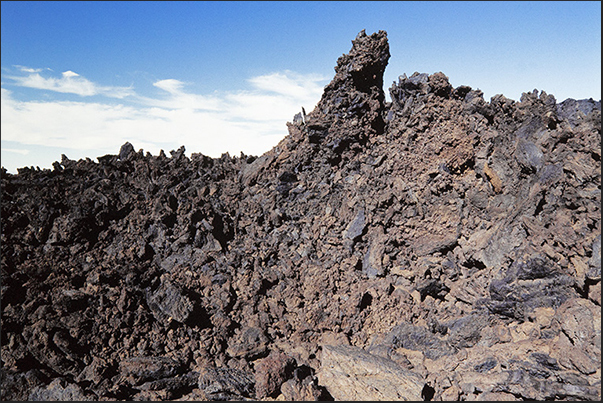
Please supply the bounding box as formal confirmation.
[1,1,601,173]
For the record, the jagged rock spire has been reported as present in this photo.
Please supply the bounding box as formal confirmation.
[294,30,390,151]
[314,30,390,120]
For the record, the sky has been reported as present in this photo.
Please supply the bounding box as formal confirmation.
[1,1,601,174]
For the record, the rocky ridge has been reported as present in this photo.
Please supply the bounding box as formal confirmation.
[1,30,601,401]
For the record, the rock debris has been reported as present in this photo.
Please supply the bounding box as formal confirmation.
[1,30,600,401]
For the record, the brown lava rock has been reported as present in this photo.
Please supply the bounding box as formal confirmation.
[1,30,600,401]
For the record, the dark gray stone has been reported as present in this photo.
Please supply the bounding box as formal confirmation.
[145,279,194,324]
[29,378,94,401]
[198,367,255,399]
[385,323,455,360]
[588,234,601,280]
[118,142,135,160]
[474,357,497,373]
[515,139,544,173]
[119,356,182,385]
[343,208,365,241]
[556,98,601,128]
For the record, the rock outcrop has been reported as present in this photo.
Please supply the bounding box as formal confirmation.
[1,30,600,401]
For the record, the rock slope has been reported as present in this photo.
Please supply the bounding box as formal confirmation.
[1,30,601,401]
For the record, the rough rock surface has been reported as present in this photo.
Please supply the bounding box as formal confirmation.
[317,344,424,400]
[1,30,601,401]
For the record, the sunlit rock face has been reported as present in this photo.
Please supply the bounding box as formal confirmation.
[1,30,601,401]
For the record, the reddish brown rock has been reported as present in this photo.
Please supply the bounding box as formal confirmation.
[253,351,295,399]
[1,30,600,401]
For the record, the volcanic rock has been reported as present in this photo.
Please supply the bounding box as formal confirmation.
[316,344,424,401]
[1,30,600,401]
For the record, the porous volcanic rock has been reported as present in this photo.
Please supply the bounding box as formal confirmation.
[1,30,601,401]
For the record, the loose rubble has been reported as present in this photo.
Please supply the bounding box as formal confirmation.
[1,30,600,401]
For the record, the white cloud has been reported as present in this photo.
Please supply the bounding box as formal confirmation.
[223,71,327,124]
[2,148,29,155]
[6,68,134,98]
[61,70,80,78]
[248,70,327,100]
[142,79,224,111]
[15,65,45,73]
[153,79,185,94]
[1,70,329,173]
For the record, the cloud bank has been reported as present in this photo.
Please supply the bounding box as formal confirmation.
[1,68,328,173]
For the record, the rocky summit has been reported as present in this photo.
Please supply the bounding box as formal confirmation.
[1,30,601,401]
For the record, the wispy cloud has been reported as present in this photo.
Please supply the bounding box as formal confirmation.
[14,65,47,74]
[141,79,224,111]
[2,147,30,155]
[225,71,327,123]
[153,79,186,94]
[6,67,134,98]
[249,70,327,100]
[1,69,328,173]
